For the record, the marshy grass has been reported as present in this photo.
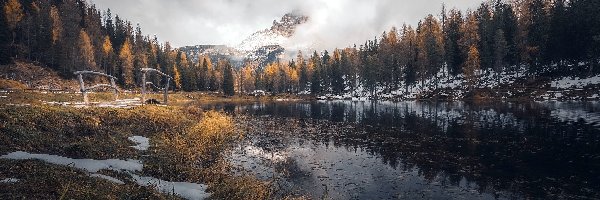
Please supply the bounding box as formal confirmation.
[0,102,272,199]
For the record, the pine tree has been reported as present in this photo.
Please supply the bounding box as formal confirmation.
[476,3,495,70]
[523,0,550,71]
[310,51,322,94]
[297,50,309,91]
[399,24,418,91]
[493,29,508,84]
[444,9,464,76]
[321,50,331,91]
[493,0,519,66]
[0,1,12,64]
[58,0,83,76]
[331,49,344,94]
[198,57,210,91]
[416,15,444,87]
[222,61,234,96]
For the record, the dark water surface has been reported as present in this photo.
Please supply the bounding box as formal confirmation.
[201,101,600,199]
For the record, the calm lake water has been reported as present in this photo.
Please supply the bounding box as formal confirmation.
[201,101,600,199]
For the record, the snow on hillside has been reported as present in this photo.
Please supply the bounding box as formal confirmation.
[551,75,600,89]
[315,66,600,100]
[236,30,288,52]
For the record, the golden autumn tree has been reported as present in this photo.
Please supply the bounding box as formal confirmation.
[77,29,96,70]
[173,63,182,90]
[464,45,481,90]
[119,38,134,87]
[102,36,112,56]
[4,0,24,44]
[459,12,480,55]
[49,6,62,45]
[101,36,114,74]
[240,63,255,93]
[264,62,279,92]
[460,11,481,90]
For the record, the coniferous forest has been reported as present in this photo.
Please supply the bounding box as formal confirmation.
[1,0,600,98]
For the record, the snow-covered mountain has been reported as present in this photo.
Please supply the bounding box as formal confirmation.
[236,13,308,52]
[179,13,308,68]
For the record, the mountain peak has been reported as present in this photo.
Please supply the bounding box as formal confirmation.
[236,12,309,52]
[270,13,309,37]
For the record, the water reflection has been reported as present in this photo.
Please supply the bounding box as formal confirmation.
[202,101,600,199]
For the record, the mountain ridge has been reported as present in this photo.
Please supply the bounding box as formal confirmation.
[179,13,309,67]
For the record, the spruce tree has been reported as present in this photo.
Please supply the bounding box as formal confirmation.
[222,61,235,96]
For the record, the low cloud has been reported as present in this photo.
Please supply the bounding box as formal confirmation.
[91,0,481,49]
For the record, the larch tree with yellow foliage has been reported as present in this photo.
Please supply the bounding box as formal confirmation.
[49,6,62,45]
[240,63,255,93]
[4,0,23,44]
[464,45,480,90]
[101,36,114,75]
[77,29,96,70]
[173,63,182,90]
[119,38,134,87]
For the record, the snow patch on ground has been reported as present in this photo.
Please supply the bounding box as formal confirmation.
[131,174,210,200]
[0,178,19,183]
[551,75,600,89]
[89,173,125,185]
[128,136,150,151]
[43,98,142,108]
[0,151,143,173]
[0,151,210,199]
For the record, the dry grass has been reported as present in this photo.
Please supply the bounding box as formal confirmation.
[0,159,180,200]
[0,102,273,199]
[146,110,273,199]
[0,61,79,90]
[0,79,28,90]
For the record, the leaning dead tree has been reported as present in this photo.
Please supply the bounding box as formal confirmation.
[74,71,119,105]
[141,68,172,105]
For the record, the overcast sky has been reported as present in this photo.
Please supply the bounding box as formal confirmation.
[91,0,482,49]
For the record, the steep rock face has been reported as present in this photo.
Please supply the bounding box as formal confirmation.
[236,13,309,52]
[271,13,309,37]
[179,13,308,68]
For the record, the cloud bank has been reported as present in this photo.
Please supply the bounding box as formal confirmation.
[92,0,481,49]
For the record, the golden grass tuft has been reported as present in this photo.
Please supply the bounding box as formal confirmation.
[148,111,238,180]
[0,79,28,90]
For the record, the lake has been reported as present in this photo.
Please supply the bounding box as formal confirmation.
[201,100,600,199]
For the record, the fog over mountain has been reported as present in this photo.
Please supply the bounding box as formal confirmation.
[92,0,481,49]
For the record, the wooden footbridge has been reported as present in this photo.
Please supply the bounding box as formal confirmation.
[74,68,172,106]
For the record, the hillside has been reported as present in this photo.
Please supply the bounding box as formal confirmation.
[0,62,78,91]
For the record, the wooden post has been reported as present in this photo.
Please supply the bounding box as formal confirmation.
[141,72,146,105]
[164,77,170,105]
[110,78,118,101]
[77,74,88,105]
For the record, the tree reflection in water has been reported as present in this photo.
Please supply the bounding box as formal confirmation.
[204,101,600,199]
